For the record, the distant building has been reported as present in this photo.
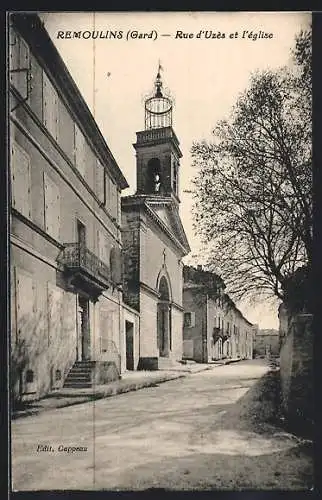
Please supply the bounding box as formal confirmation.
[183,265,254,362]
[122,66,190,370]
[9,14,136,402]
[253,329,280,357]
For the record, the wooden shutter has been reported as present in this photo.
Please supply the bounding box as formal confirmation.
[190,312,196,327]
[44,173,60,240]
[105,174,111,209]
[9,30,30,98]
[74,124,86,177]
[96,159,105,203]
[57,98,75,160]
[98,230,110,265]
[63,292,77,337]
[110,246,122,284]
[11,142,31,219]
[9,28,20,90]
[100,309,112,352]
[117,190,121,223]
[110,181,117,218]
[43,72,58,140]
[47,283,63,345]
[97,229,104,262]
[37,280,48,343]
[15,269,34,345]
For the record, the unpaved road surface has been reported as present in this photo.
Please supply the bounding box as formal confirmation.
[11,360,313,491]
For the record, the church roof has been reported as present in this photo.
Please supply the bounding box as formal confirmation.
[122,194,191,256]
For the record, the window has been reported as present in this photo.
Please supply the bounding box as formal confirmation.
[104,172,118,219]
[97,229,110,265]
[99,309,115,353]
[15,268,35,344]
[44,173,60,240]
[9,29,30,99]
[96,159,105,204]
[184,311,195,328]
[26,369,34,383]
[47,283,63,346]
[43,72,58,141]
[10,141,31,219]
[173,161,179,194]
[74,124,86,177]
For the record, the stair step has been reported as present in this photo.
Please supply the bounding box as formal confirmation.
[63,381,93,388]
[65,375,92,381]
[74,361,96,366]
[71,366,92,373]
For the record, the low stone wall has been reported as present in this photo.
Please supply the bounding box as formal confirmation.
[279,313,313,433]
[93,361,121,384]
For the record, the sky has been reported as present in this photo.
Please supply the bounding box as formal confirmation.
[40,11,311,329]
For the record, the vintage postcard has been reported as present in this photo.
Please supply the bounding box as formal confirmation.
[8,11,313,492]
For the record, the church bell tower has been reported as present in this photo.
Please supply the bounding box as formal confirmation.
[134,65,182,203]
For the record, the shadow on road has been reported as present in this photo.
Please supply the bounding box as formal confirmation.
[94,369,313,491]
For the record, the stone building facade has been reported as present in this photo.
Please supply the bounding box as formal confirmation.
[253,329,280,357]
[122,67,190,370]
[9,14,138,402]
[183,266,254,363]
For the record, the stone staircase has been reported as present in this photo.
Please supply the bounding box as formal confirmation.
[63,361,96,388]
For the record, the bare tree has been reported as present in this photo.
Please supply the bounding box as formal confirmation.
[191,30,312,304]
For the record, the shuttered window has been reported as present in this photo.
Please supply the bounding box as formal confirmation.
[110,246,122,284]
[104,173,118,219]
[117,190,121,223]
[74,124,86,177]
[97,229,110,265]
[99,309,115,353]
[9,29,30,98]
[47,283,63,346]
[10,141,31,219]
[15,268,36,345]
[96,159,105,203]
[110,182,117,219]
[43,72,58,141]
[63,292,77,336]
[44,172,60,240]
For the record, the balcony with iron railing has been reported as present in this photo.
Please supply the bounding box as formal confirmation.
[59,243,111,299]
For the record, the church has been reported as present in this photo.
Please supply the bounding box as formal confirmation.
[122,67,191,370]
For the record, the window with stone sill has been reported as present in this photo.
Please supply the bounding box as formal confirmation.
[43,71,59,142]
[10,141,32,220]
[9,28,30,100]
[184,311,195,328]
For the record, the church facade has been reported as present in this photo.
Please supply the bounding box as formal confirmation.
[122,68,190,370]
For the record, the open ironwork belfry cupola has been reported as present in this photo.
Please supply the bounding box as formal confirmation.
[134,63,182,203]
[144,65,173,130]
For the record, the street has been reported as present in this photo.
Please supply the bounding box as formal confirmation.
[11,360,313,491]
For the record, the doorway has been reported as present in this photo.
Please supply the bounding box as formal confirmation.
[125,321,134,370]
[78,295,90,360]
[157,276,171,357]
[77,219,86,247]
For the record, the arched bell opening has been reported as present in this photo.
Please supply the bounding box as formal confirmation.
[157,275,172,357]
[147,157,162,194]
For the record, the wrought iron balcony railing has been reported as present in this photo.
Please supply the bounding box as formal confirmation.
[61,243,111,285]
